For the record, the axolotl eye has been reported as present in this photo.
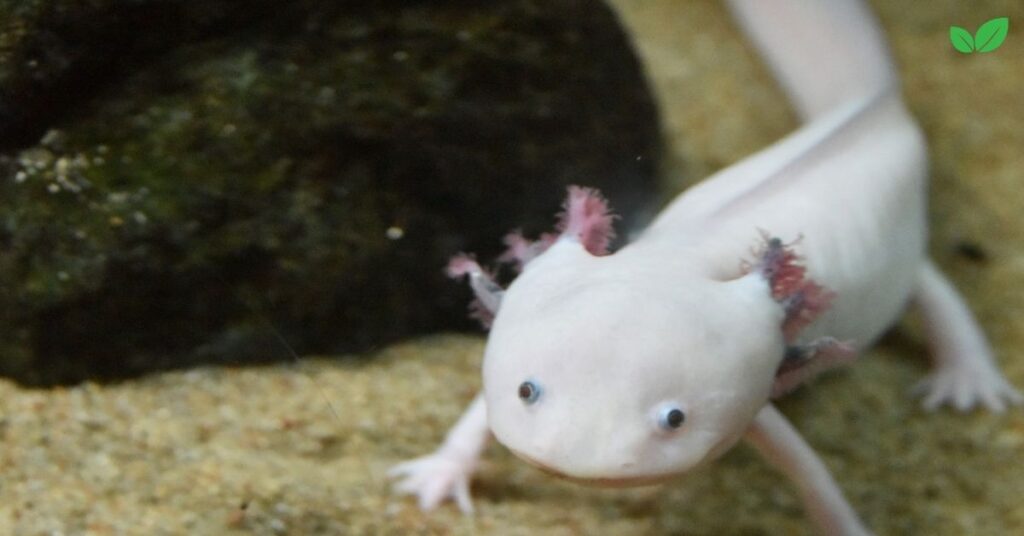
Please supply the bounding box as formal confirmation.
[656,405,686,431]
[518,380,541,404]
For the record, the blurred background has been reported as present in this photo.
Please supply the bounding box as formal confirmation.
[0,0,661,385]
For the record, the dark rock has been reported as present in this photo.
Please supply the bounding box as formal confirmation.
[0,0,662,385]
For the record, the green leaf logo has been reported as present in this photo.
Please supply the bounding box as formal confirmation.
[950,17,1009,54]
[949,26,974,53]
[976,17,1010,52]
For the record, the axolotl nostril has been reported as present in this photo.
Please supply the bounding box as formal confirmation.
[388,0,1023,533]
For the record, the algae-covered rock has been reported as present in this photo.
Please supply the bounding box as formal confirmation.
[0,0,661,384]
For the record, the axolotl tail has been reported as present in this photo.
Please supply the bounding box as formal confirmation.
[725,0,897,122]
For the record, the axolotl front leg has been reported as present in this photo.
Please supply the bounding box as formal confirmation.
[745,404,871,536]
[912,260,1022,411]
[387,256,500,513]
[388,393,489,513]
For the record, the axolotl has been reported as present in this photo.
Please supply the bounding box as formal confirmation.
[389,0,1022,533]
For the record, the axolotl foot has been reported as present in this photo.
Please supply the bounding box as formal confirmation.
[388,395,489,514]
[388,452,477,514]
[913,362,1023,413]
[913,260,1024,413]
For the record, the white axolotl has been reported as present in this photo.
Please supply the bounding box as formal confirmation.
[389,0,1022,533]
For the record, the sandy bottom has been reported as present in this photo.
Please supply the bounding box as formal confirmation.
[3,0,1024,534]
[2,335,1023,535]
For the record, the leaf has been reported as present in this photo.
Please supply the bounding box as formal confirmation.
[975,17,1009,53]
[949,26,975,53]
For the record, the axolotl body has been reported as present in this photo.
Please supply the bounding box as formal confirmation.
[390,0,1022,533]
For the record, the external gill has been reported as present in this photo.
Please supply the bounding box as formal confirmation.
[772,337,856,398]
[448,185,618,328]
[555,185,617,256]
[499,185,617,271]
[447,254,504,328]
[747,231,857,397]
[749,231,835,341]
[498,230,557,272]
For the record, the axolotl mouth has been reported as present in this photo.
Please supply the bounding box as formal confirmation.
[510,449,683,488]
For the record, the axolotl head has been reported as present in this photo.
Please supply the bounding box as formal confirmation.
[483,239,786,486]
